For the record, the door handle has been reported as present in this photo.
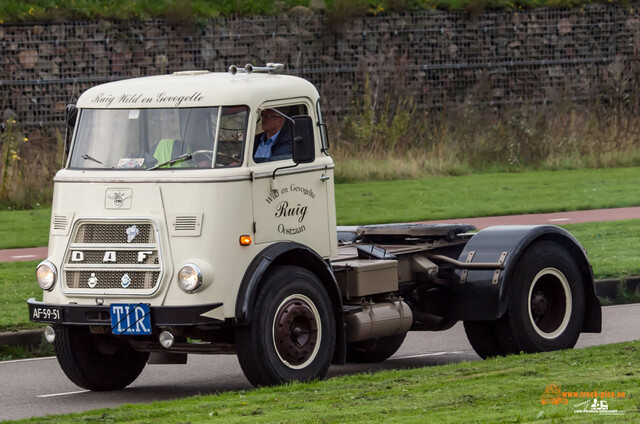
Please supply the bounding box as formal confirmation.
[320,174,330,182]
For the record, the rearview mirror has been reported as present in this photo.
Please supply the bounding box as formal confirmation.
[64,104,78,165]
[291,115,315,164]
[66,104,78,127]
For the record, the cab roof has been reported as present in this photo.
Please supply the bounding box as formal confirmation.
[76,71,320,109]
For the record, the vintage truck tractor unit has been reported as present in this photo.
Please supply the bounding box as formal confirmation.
[28,63,601,390]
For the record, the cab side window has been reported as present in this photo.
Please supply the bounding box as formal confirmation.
[253,104,308,163]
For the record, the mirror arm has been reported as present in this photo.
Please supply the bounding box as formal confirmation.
[272,163,299,181]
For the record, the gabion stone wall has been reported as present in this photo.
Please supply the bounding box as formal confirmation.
[1,5,640,139]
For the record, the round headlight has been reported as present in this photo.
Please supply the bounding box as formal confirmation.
[36,261,57,290]
[178,263,202,293]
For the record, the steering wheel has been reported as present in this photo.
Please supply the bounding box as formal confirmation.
[216,152,237,162]
[192,150,214,164]
[192,150,239,167]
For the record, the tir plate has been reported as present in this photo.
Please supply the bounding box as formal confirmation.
[110,303,151,335]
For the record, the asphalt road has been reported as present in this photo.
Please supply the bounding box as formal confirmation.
[1,303,638,422]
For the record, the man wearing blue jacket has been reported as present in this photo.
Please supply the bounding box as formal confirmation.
[253,108,292,162]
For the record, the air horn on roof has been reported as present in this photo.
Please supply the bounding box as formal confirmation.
[228,63,284,75]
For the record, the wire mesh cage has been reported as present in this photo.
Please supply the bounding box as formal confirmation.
[1,6,639,138]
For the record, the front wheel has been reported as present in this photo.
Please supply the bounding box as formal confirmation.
[496,240,585,354]
[235,266,336,387]
[53,325,149,391]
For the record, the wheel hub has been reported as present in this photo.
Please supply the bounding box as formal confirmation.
[531,290,549,316]
[274,298,318,366]
[528,267,572,339]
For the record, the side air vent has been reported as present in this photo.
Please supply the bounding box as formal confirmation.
[54,216,67,230]
[167,213,203,237]
[51,213,74,236]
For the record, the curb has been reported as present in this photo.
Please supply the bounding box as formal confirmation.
[0,329,44,347]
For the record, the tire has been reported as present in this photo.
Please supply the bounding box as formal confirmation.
[346,333,407,363]
[463,321,507,359]
[496,240,585,354]
[235,266,336,387]
[54,325,149,391]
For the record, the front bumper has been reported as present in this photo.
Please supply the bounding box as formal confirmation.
[27,298,224,327]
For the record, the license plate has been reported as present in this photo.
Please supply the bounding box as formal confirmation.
[31,306,62,323]
[110,303,151,335]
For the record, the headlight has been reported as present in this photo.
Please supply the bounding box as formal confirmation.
[36,261,57,290]
[178,263,202,293]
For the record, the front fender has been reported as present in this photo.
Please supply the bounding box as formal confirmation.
[448,225,601,332]
[235,241,346,363]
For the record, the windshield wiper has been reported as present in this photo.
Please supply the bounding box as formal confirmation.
[82,154,113,168]
[147,153,192,170]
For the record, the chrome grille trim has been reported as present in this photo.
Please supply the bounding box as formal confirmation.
[62,219,163,296]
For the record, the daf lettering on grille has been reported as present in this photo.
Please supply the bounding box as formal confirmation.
[137,251,152,263]
[69,250,155,263]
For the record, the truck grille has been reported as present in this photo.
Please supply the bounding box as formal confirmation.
[62,220,162,295]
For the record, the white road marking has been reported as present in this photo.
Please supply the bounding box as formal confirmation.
[548,218,571,222]
[390,351,464,360]
[11,255,37,259]
[37,390,90,398]
[0,356,56,365]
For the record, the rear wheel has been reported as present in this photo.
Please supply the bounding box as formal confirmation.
[235,266,336,386]
[346,333,407,363]
[54,325,149,391]
[496,241,585,354]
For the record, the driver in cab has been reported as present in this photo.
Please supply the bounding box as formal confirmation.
[253,108,292,162]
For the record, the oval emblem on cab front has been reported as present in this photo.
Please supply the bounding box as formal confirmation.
[105,188,133,210]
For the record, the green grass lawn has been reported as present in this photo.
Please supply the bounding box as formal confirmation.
[8,340,639,423]
[0,207,50,250]
[335,167,640,225]
[4,167,640,248]
[564,220,640,280]
[0,260,42,332]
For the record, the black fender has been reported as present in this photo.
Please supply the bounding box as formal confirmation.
[448,225,601,333]
[235,241,346,364]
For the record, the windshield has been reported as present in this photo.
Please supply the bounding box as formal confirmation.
[68,106,248,170]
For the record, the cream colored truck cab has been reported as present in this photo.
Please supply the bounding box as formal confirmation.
[29,64,602,390]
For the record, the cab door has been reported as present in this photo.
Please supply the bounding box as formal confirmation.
[250,100,332,258]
